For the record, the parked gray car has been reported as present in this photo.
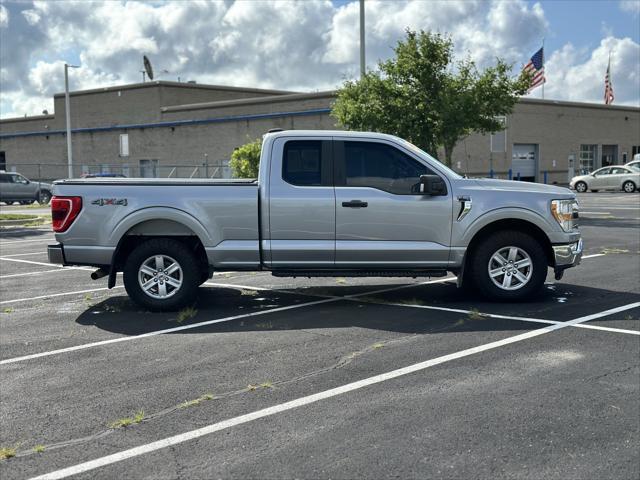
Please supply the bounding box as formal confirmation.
[0,171,53,205]
[48,130,582,310]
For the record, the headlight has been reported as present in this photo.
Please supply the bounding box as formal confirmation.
[551,199,578,232]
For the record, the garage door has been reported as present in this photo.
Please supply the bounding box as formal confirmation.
[512,144,537,181]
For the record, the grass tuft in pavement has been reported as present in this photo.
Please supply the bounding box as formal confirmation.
[109,410,145,429]
[176,306,197,323]
[0,446,17,460]
[33,445,46,453]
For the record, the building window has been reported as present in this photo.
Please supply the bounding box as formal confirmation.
[579,144,597,172]
[0,151,5,171]
[632,146,640,157]
[119,134,129,157]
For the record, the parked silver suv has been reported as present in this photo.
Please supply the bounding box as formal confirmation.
[0,171,53,205]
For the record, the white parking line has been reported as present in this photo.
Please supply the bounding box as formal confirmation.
[29,301,640,480]
[0,269,89,279]
[0,278,452,365]
[0,238,54,246]
[0,257,69,268]
[581,253,606,259]
[0,251,46,257]
[350,298,640,336]
[0,286,122,306]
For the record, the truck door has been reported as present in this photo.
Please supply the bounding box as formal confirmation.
[334,139,452,268]
[267,136,335,267]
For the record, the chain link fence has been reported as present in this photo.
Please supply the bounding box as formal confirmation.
[3,161,232,183]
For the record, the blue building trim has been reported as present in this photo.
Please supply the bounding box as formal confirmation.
[0,108,332,139]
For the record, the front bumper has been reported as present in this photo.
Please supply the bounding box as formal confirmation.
[553,238,583,269]
[47,244,66,265]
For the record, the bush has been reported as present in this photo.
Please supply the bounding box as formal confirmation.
[230,138,261,178]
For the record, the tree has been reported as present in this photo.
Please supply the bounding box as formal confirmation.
[229,138,261,178]
[332,30,531,167]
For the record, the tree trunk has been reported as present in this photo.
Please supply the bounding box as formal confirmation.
[443,141,456,168]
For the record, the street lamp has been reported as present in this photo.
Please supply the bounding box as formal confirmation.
[64,63,80,178]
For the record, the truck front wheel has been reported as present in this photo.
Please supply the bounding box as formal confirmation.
[123,238,200,311]
[469,231,547,301]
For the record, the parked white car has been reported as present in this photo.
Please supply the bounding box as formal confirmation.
[570,166,639,193]
[624,159,640,171]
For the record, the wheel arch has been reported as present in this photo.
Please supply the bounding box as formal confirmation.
[464,218,554,269]
[107,211,212,288]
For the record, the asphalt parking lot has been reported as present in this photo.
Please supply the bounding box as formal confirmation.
[0,191,638,480]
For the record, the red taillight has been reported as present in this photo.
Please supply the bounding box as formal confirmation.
[51,196,82,232]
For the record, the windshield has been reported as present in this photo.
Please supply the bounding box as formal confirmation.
[396,137,463,179]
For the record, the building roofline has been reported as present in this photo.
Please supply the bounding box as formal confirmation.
[518,97,639,112]
[51,80,297,99]
[0,113,55,123]
[162,90,337,113]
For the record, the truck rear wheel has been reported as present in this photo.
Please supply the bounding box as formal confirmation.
[469,230,547,301]
[123,238,200,311]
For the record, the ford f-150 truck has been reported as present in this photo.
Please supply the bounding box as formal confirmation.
[48,130,582,310]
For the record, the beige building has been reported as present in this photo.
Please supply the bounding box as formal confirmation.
[1,80,638,184]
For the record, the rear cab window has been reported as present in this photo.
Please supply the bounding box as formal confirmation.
[282,140,332,186]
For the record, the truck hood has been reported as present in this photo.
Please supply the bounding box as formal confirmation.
[470,178,573,196]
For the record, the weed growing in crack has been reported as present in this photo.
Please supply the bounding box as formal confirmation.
[176,306,197,323]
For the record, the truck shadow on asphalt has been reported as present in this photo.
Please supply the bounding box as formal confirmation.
[76,281,640,337]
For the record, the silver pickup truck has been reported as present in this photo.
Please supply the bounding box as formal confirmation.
[48,130,582,310]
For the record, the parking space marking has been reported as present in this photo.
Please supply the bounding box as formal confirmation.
[582,253,606,259]
[0,238,54,246]
[0,257,70,268]
[0,278,453,365]
[347,298,640,336]
[0,251,47,257]
[30,301,640,480]
[0,286,122,306]
[0,269,90,279]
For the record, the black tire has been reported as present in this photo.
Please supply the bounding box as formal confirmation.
[574,181,587,193]
[123,238,200,311]
[38,190,51,204]
[468,230,548,301]
[622,181,636,193]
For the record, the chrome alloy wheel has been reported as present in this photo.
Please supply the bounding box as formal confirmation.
[138,255,183,299]
[488,246,533,291]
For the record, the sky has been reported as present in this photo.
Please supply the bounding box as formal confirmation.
[0,0,639,119]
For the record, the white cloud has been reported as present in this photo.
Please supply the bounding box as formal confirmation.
[0,4,8,28]
[542,37,640,106]
[619,0,640,15]
[0,0,637,118]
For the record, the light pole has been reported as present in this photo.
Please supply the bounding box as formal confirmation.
[359,0,365,78]
[64,63,80,178]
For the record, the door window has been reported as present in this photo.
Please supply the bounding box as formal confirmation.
[282,140,331,186]
[0,173,11,183]
[593,168,611,176]
[343,141,432,195]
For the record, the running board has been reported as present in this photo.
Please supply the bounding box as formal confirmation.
[271,269,448,278]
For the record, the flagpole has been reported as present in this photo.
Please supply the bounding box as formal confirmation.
[541,38,545,100]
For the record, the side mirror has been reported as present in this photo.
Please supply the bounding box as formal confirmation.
[419,175,447,196]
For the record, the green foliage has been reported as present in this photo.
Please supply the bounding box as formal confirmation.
[332,30,531,166]
[229,138,262,178]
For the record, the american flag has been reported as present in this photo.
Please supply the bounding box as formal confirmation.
[604,57,614,105]
[523,47,545,92]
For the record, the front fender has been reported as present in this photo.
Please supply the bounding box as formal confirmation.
[457,207,560,247]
